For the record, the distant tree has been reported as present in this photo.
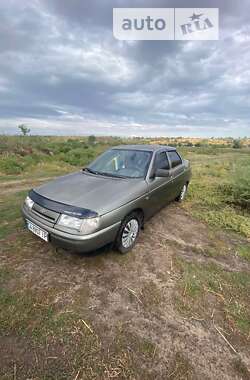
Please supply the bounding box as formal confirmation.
[18,124,30,136]
[88,135,96,145]
[232,139,242,149]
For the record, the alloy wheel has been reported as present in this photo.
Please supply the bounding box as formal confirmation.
[180,184,187,200]
[121,219,139,248]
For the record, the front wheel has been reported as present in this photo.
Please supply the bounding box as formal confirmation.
[176,183,188,202]
[115,213,141,254]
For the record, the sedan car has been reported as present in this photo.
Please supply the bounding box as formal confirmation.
[22,145,191,253]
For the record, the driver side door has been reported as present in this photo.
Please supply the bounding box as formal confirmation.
[146,151,174,216]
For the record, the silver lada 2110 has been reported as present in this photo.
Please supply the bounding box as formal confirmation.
[22,145,191,253]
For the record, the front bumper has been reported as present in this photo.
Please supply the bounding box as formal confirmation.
[22,205,121,253]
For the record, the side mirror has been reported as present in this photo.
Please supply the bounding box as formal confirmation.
[155,168,170,178]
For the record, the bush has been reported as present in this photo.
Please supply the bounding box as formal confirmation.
[233,139,242,149]
[221,165,250,211]
[18,124,30,136]
[88,135,96,145]
[60,148,90,166]
[0,157,23,174]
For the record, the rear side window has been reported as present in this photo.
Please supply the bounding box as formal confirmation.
[155,151,170,170]
[168,151,182,168]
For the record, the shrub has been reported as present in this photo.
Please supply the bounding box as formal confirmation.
[60,148,90,166]
[88,135,96,145]
[0,157,23,174]
[233,139,242,149]
[18,124,30,136]
[221,165,250,211]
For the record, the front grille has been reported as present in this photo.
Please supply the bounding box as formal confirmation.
[32,203,60,223]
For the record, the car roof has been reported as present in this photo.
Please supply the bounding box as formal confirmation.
[111,144,176,152]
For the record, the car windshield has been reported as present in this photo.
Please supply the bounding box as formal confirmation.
[87,149,152,179]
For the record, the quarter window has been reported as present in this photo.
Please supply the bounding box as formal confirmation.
[155,152,170,170]
[168,151,182,168]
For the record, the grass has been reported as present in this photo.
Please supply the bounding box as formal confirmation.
[221,160,250,211]
[140,280,163,311]
[180,148,250,238]
[0,266,75,339]
[167,352,195,379]
[0,135,126,176]
[175,258,250,338]
[0,135,250,379]
[237,244,250,262]
[0,190,26,239]
[1,136,249,238]
[233,357,250,379]
[0,266,103,378]
[0,264,192,379]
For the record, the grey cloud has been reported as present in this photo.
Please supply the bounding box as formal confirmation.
[0,0,249,137]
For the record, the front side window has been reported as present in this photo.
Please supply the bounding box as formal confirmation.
[87,149,152,178]
[168,151,182,168]
[155,151,170,170]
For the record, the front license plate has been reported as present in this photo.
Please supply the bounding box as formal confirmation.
[26,220,49,242]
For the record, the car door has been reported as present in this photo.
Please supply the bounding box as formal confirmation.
[146,151,174,216]
[167,150,185,198]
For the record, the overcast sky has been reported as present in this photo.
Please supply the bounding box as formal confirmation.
[0,0,249,137]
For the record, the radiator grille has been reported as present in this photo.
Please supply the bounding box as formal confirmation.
[32,203,60,223]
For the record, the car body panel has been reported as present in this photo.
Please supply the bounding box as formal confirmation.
[22,204,120,252]
[34,171,148,216]
[146,176,173,217]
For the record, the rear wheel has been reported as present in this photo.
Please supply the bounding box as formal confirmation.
[176,183,188,202]
[115,212,142,254]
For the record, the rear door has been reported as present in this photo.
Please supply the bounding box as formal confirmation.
[167,150,185,198]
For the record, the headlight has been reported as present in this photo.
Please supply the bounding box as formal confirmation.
[80,217,100,234]
[57,214,100,234]
[25,196,34,209]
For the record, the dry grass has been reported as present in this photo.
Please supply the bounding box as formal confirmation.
[0,137,250,379]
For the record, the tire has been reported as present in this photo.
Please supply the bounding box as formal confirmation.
[115,212,142,254]
[176,183,188,202]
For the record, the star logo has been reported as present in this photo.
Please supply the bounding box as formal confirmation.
[189,13,203,21]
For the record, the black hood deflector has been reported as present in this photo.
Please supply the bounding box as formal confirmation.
[29,190,98,219]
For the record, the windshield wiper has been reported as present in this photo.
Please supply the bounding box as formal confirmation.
[91,171,125,179]
[84,168,127,179]
[83,167,99,175]
[100,172,127,179]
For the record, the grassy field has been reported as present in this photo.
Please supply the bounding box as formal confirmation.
[0,135,249,379]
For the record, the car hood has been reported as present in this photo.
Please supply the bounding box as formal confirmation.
[34,171,147,215]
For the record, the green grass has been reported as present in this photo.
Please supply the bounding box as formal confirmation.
[1,137,249,241]
[0,265,95,344]
[0,267,54,337]
[0,267,12,285]
[175,258,250,337]
[0,190,26,239]
[181,149,250,238]
[0,136,249,379]
[237,244,250,262]
[0,270,103,378]
[0,265,185,379]
[0,135,132,177]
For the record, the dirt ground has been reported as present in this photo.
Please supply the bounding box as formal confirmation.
[0,180,250,380]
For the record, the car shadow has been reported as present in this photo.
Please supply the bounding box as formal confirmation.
[55,242,115,259]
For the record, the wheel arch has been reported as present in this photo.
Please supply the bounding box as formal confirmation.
[129,207,144,226]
